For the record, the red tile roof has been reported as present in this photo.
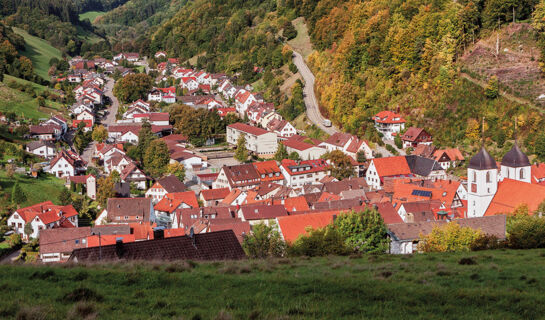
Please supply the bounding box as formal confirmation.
[239,204,288,220]
[277,211,339,243]
[72,119,93,128]
[253,160,284,182]
[372,156,411,178]
[485,179,545,216]
[373,111,406,124]
[433,148,465,162]
[87,234,136,247]
[531,163,545,183]
[281,159,329,175]
[201,188,230,201]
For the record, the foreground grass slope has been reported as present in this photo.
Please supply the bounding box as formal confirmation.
[0,249,544,319]
[12,28,63,80]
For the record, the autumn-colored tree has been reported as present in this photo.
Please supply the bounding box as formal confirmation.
[485,76,500,99]
[113,73,153,103]
[144,140,170,178]
[166,162,186,182]
[234,134,249,162]
[92,125,108,143]
[97,176,116,208]
[418,223,482,253]
[325,150,354,180]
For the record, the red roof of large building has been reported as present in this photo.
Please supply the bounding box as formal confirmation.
[228,123,269,136]
[13,201,79,225]
[532,163,545,184]
[201,188,231,201]
[253,160,284,182]
[277,210,339,243]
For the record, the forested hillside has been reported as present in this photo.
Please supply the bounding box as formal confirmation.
[282,0,543,151]
[0,22,38,82]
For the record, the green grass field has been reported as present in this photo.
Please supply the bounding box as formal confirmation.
[288,17,314,59]
[79,11,106,24]
[0,170,67,208]
[0,249,544,319]
[12,28,63,80]
[0,75,65,120]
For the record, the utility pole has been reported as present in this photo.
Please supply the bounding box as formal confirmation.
[99,232,102,260]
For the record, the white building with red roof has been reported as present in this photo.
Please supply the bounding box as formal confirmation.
[279,159,330,187]
[319,132,373,161]
[267,119,296,138]
[234,89,257,115]
[281,136,327,160]
[226,123,278,158]
[133,112,170,126]
[181,77,199,91]
[373,111,406,140]
[7,201,79,240]
[48,150,87,178]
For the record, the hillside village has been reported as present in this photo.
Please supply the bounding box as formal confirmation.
[1,48,545,264]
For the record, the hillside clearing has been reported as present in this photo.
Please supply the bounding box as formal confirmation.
[460,23,545,107]
[79,11,106,24]
[288,17,314,59]
[1,249,545,319]
[0,75,65,120]
[12,27,63,80]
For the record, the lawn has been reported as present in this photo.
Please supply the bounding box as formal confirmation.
[12,27,63,80]
[0,249,544,319]
[0,170,67,207]
[0,75,65,120]
[79,11,106,24]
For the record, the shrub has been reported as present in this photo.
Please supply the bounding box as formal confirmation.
[418,222,482,252]
[288,226,350,257]
[470,234,503,251]
[507,214,545,249]
[242,223,286,258]
[63,288,103,303]
[333,209,389,254]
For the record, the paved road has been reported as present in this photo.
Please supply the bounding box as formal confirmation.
[0,249,20,263]
[102,77,119,127]
[292,51,339,135]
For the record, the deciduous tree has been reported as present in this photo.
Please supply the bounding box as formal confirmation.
[333,209,388,253]
[234,134,249,162]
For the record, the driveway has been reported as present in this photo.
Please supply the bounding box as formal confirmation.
[292,51,339,135]
[0,249,20,263]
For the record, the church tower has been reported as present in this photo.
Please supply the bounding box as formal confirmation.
[467,147,498,217]
[500,143,531,184]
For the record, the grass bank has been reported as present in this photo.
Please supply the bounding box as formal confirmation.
[0,75,64,120]
[12,27,63,80]
[79,11,106,24]
[0,249,544,319]
[0,170,67,207]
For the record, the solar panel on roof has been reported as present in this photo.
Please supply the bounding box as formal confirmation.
[411,189,432,197]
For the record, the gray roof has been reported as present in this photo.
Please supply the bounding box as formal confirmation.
[26,140,55,151]
[468,147,497,170]
[387,215,507,241]
[405,155,444,177]
[501,143,530,168]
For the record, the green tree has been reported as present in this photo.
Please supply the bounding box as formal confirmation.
[234,134,249,162]
[166,162,186,182]
[485,76,500,99]
[11,182,26,204]
[535,132,545,160]
[333,209,389,253]
[135,120,156,162]
[288,226,350,257]
[23,222,32,239]
[144,140,170,178]
[92,125,108,143]
[394,135,403,149]
[288,151,301,160]
[283,21,298,40]
[356,150,367,163]
[110,170,121,184]
[59,188,72,205]
[274,143,289,161]
[242,223,286,258]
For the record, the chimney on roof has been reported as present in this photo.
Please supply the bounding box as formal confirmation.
[115,238,124,258]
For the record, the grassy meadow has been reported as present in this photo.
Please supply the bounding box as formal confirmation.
[12,28,63,80]
[0,170,67,207]
[79,11,106,24]
[0,249,544,319]
[0,75,65,120]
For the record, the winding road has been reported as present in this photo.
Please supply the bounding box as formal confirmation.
[292,51,339,135]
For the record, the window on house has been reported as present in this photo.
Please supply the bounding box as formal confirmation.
[486,172,491,183]
[520,169,525,179]
[473,171,477,182]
